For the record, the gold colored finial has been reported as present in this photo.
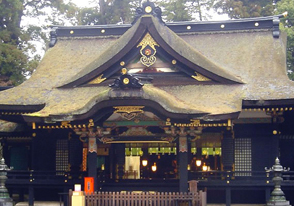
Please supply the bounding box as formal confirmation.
[145,6,152,13]
[123,78,130,84]
[121,68,127,75]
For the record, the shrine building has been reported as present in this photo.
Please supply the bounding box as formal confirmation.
[0,1,293,205]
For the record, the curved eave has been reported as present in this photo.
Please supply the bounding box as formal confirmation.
[23,99,209,123]
[22,99,240,124]
[0,104,45,113]
[60,15,242,88]
[0,104,45,123]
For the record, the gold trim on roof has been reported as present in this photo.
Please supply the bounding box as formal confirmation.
[243,107,293,112]
[191,72,211,81]
[137,33,159,67]
[165,118,228,128]
[113,106,145,114]
[88,74,106,84]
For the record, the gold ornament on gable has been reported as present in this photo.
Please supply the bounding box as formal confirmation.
[191,72,211,82]
[137,33,159,67]
[88,74,106,84]
[113,106,145,120]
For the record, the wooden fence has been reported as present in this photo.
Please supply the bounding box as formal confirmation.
[77,190,206,206]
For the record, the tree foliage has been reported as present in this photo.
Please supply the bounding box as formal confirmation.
[214,0,274,19]
[276,0,294,79]
[156,0,216,22]
[0,0,71,85]
[156,0,192,22]
[73,0,142,25]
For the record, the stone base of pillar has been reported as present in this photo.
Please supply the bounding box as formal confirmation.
[0,198,13,206]
[266,201,291,206]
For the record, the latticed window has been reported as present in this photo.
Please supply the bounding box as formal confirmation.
[56,139,69,173]
[234,138,252,176]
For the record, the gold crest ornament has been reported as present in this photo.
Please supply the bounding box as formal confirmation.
[137,33,159,67]
[191,72,211,82]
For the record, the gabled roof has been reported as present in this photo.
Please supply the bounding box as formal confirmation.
[0,2,292,123]
[58,15,242,88]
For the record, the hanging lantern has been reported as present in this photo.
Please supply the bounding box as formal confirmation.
[142,160,148,167]
[202,163,208,171]
[151,163,157,172]
[196,160,202,167]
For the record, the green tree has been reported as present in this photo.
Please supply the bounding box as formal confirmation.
[276,0,294,79]
[187,0,218,21]
[215,0,274,19]
[157,0,192,22]
[74,0,143,25]
[0,0,72,85]
[156,0,216,22]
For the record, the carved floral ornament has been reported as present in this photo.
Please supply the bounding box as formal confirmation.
[113,106,145,120]
[137,33,159,67]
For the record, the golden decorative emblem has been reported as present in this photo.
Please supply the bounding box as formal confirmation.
[191,72,211,82]
[121,68,127,75]
[88,74,106,84]
[61,121,71,127]
[145,6,152,13]
[137,33,159,67]
[88,119,94,128]
[121,113,139,121]
[113,106,145,114]
[190,119,201,125]
[123,78,129,84]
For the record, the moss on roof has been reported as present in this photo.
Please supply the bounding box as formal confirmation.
[151,17,242,83]
[0,16,293,121]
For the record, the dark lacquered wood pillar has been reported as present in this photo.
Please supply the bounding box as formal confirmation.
[88,132,98,191]
[222,128,234,171]
[115,144,125,179]
[178,128,188,192]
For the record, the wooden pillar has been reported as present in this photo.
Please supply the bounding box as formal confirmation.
[115,144,125,179]
[178,127,188,192]
[226,187,231,206]
[28,186,34,206]
[266,187,271,203]
[222,129,234,171]
[88,131,98,191]
[69,132,82,175]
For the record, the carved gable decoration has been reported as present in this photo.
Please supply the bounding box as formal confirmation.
[58,2,241,89]
[137,33,159,67]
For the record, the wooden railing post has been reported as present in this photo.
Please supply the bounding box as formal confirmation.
[188,180,198,193]
[68,189,73,206]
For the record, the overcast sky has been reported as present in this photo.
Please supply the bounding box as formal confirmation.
[69,0,228,21]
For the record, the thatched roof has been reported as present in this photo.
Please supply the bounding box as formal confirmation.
[0,11,292,122]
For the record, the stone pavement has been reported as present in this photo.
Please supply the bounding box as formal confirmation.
[15,202,62,206]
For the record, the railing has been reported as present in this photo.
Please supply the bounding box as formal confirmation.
[5,170,294,187]
[81,191,206,206]
[7,170,85,185]
[188,170,294,182]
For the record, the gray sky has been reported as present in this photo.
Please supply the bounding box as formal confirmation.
[70,0,228,20]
